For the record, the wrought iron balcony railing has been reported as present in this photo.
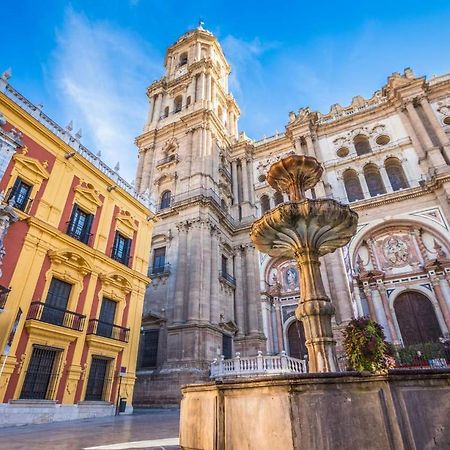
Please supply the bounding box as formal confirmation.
[149,263,171,277]
[156,154,178,167]
[87,319,130,343]
[220,271,236,286]
[27,301,86,331]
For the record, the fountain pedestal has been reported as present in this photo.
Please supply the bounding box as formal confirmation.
[251,156,358,372]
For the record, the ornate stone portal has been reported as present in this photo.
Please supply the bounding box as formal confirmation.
[251,155,358,372]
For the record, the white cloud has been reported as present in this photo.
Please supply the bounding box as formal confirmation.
[51,9,162,181]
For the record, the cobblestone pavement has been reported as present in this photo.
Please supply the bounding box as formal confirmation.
[0,408,180,450]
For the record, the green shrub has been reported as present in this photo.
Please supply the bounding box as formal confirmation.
[343,317,395,373]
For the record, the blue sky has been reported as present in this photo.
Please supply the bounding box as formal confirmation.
[2,1,450,181]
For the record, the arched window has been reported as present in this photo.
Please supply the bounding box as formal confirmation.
[354,134,372,156]
[343,169,364,202]
[385,158,409,191]
[287,321,307,360]
[186,96,191,107]
[163,106,169,118]
[260,195,270,214]
[160,190,172,210]
[274,191,284,205]
[221,198,227,210]
[174,96,182,113]
[179,52,188,66]
[364,164,386,196]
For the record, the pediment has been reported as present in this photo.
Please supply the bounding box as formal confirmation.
[116,209,138,236]
[13,148,50,184]
[48,249,92,276]
[74,182,103,212]
[100,271,133,294]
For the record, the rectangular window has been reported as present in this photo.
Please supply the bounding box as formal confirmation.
[7,177,32,212]
[111,231,131,265]
[97,298,117,338]
[85,357,110,401]
[41,278,72,327]
[139,329,159,368]
[222,334,232,359]
[152,247,166,274]
[20,346,61,400]
[221,255,228,275]
[67,204,94,244]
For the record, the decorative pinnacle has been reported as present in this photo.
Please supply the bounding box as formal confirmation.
[266,155,323,201]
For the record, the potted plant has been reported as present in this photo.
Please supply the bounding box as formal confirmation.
[343,317,396,374]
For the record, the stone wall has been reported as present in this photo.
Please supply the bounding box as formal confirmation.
[180,369,450,450]
[0,401,121,428]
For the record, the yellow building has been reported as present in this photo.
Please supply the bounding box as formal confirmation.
[0,76,154,426]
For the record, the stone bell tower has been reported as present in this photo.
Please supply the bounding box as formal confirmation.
[134,24,265,404]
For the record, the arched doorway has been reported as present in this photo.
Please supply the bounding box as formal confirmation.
[394,291,442,345]
[287,320,308,359]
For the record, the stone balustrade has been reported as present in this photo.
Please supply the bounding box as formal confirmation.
[210,351,307,378]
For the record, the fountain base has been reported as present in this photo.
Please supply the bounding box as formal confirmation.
[180,369,450,450]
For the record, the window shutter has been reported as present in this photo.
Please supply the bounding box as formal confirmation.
[83,213,94,243]
[112,231,120,257]
[67,204,79,234]
[124,237,132,263]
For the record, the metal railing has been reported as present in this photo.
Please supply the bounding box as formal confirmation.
[210,351,307,378]
[87,319,130,342]
[0,285,10,310]
[27,301,86,331]
[395,341,450,369]
[156,154,178,167]
[220,271,236,286]
[66,225,93,245]
[149,263,171,277]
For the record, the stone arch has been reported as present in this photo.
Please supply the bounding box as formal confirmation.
[384,157,409,191]
[260,194,270,214]
[343,168,364,202]
[353,134,372,156]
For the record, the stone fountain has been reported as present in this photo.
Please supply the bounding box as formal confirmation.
[179,155,450,450]
[251,154,358,372]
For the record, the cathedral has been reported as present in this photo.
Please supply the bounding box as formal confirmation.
[133,25,450,405]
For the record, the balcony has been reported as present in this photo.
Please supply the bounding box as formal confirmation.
[156,154,178,168]
[149,263,171,277]
[210,351,307,379]
[66,227,93,245]
[87,319,129,343]
[0,286,10,310]
[220,271,236,288]
[27,301,86,331]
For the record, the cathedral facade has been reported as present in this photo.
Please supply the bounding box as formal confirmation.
[133,26,450,405]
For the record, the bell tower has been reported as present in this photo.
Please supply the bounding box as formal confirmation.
[134,25,265,405]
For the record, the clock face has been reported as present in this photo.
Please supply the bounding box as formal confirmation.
[175,66,188,78]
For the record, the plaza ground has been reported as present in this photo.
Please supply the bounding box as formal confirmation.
[0,408,180,450]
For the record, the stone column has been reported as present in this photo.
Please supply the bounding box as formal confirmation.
[205,73,211,105]
[231,160,239,204]
[419,96,450,154]
[200,223,211,322]
[431,277,450,331]
[135,149,145,192]
[398,108,428,166]
[199,72,206,102]
[274,301,284,353]
[234,246,246,335]
[358,172,370,198]
[380,166,393,193]
[241,158,250,203]
[173,222,189,323]
[153,93,163,124]
[187,223,202,322]
[265,299,274,354]
[405,101,446,169]
[245,245,259,335]
[209,228,220,324]
[377,285,400,342]
[305,134,316,157]
[140,147,153,194]
[352,280,364,317]
[293,137,302,154]
[363,286,378,322]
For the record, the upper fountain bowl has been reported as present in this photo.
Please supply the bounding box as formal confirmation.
[266,155,323,201]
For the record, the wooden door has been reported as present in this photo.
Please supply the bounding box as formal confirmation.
[394,291,442,345]
[287,320,308,359]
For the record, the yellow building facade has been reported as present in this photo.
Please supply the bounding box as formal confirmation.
[0,78,154,426]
